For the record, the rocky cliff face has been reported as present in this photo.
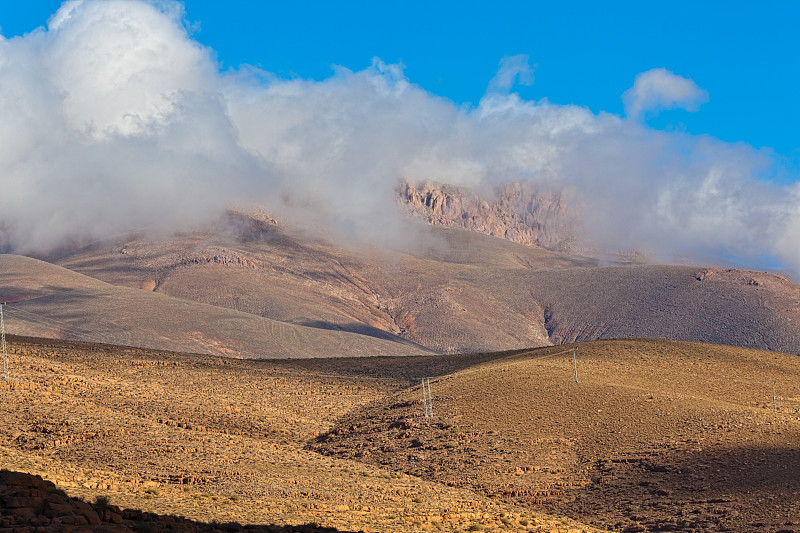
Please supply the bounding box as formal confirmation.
[397,180,577,251]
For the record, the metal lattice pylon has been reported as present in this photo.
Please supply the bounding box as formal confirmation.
[1,303,7,380]
[421,377,433,418]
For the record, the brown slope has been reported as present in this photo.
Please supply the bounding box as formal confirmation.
[0,335,603,533]
[311,339,800,532]
[0,254,432,358]
[487,264,800,352]
[53,213,800,355]
[0,469,367,533]
[55,218,597,353]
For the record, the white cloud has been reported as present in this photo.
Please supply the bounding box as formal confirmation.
[487,54,535,93]
[623,67,709,118]
[0,0,798,276]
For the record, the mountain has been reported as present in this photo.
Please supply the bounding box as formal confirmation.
[398,179,578,251]
[0,254,431,359]
[0,334,601,533]
[36,210,800,356]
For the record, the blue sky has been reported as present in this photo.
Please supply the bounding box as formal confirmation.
[4,1,798,160]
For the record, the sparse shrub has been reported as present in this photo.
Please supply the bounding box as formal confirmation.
[467,524,484,531]
[144,488,159,495]
[229,494,240,502]
[94,495,109,507]
[413,497,423,503]
[519,519,529,526]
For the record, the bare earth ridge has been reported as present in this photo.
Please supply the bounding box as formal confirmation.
[39,211,800,356]
[0,254,432,359]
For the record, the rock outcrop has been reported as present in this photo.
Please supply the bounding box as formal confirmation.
[0,469,359,532]
[397,179,578,251]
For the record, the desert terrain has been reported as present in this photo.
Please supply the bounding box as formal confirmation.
[15,209,798,358]
[0,335,599,532]
[0,253,432,359]
[2,334,800,532]
[2,201,800,533]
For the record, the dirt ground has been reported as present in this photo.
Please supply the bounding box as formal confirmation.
[0,335,599,533]
[4,335,800,532]
[312,339,800,532]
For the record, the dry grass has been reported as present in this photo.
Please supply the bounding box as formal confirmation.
[313,339,800,532]
[0,335,601,532]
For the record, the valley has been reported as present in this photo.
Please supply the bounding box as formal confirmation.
[2,336,799,532]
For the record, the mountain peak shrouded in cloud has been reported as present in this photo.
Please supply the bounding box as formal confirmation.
[623,67,709,119]
[0,0,799,275]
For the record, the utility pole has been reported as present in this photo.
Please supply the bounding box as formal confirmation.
[421,378,433,418]
[572,347,578,383]
[427,377,433,417]
[421,378,429,418]
[773,382,777,412]
[1,303,7,381]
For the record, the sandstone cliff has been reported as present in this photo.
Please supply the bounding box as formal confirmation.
[397,179,578,251]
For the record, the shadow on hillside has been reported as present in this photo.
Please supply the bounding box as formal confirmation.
[0,469,360,533]
[271,346,554,384]
[554,444,800,532]
[296,319,419,345]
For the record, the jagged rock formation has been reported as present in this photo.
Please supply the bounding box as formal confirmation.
[397,179,577,251]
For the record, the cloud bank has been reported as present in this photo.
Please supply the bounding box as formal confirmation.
[1,0,799,275]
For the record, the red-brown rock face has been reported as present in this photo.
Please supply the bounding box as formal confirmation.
[397,179,578,251]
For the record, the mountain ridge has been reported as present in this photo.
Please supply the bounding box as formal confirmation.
[27,210,800,356]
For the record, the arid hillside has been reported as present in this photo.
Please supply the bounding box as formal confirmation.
[39,211,800,356]
[0,254,432,359]
[312,339,800,532]
[2,335,799,532]
[0,335,600,533]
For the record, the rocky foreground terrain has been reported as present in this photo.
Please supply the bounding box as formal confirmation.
[0,468,358,532]
[2,335,800,532]
[313,339,800,532]
[0,335,598,532]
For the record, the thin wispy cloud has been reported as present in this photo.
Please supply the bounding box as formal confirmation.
[487,54,535,94]
[0,0,798,275]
